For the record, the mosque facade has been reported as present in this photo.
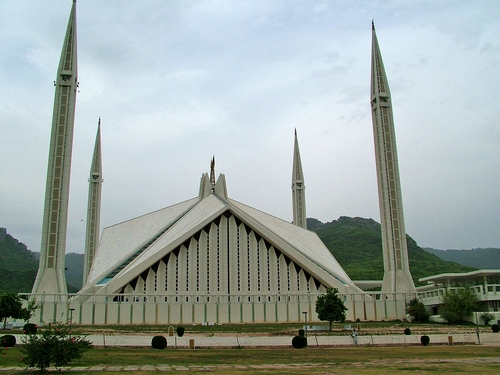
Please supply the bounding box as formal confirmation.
[27,2,418,325]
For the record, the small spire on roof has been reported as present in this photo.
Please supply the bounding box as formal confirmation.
[210,156,216,190]
[372,19,375,31]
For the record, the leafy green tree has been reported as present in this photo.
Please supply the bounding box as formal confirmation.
[406,298,429,322]
[440,288,478,324]
[480,312,495,325]
[20,322,92,372]
[0,293,37,329]
[315,288,347,330]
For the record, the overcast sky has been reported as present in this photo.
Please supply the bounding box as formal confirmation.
[1,0,499,255]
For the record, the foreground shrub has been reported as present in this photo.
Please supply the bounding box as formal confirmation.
[480,312,495,326]
[420,335,430,346]
[0,334,16,347]
[23,323,38,334]
[292,335,307,349]
[440,289,478,324]
[176,326,185,337]
[20,322,92,372]
[406,298,429,323]
[492,324,500,333]
[151,335,167,349]
[404,328,411,335]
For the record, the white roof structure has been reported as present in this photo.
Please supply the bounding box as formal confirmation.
[80,171,363,298]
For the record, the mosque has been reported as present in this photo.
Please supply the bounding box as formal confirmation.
[28,2,419,325]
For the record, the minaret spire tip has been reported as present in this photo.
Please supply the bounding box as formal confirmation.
[210,156,216,189]
[372,19,375,31]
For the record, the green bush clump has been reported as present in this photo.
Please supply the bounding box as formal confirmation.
[0,334,16,347]
[406,298,429,323]
[420,335,430,346]
[20,322,92,372]
[23,323,37,334]
[176,326,185,337]
[404,328,411,335]
[480,312,495,325]
[491,324,500,333]
[151,335,167,349]
[292,335,307,349]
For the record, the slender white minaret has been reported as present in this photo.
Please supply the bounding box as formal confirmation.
[83,120,103,287]
[292,129,307,229]
[32,1,78,295]
[370,22,416,294]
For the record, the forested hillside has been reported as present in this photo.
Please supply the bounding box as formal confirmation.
[0,228,83,294]
[308,217,476,286]
[423,247,500,269]
[0,228,38,293]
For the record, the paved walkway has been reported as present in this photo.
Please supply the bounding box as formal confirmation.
[76,331,500,347]
[2,358,500,373]
[7,331,500,348]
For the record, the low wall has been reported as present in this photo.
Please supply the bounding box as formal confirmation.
[10,332,499,348]
[21,292,414,325]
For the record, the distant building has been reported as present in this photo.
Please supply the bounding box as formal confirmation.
[418,270,500,323]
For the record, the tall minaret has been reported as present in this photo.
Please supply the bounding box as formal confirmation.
[292,129,307,229]
[83,120,103,287]
[370,22,415,294]
[32,1,78,295]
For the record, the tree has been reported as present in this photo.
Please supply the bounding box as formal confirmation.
[315,288,347,330]
[440,288,478,324]
[480,312,495,326]
[0,293,37,329]
[406,298,429,322]
[20,322,92,372]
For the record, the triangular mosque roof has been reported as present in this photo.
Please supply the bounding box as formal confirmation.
[82,173,363,295]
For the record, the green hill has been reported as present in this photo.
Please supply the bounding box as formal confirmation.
[423,247,500,269]
[0,228,83,294]
[309,217,476,286]
[0,228,38,293]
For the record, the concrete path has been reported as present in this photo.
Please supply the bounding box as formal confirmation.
[8,331,500,348]
[81,331,500,347]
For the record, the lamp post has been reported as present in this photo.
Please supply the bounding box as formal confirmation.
[302,311,308,337]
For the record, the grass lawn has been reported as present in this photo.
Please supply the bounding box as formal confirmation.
[2,345,499,374]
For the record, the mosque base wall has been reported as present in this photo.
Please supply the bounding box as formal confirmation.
[19,292,416,325]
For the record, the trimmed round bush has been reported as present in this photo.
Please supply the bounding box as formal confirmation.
[298,329,305,337]
[0,335,16,347]
[151,335,167,349]
[23,323,38,334]
[404,327,411,335]
[292,335,307,349]
[492,324,500,333]
[420,335,430,346]
[176,326,185,337]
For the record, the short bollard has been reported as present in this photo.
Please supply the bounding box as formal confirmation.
[448,333,453,345]
[189,339,195,349]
